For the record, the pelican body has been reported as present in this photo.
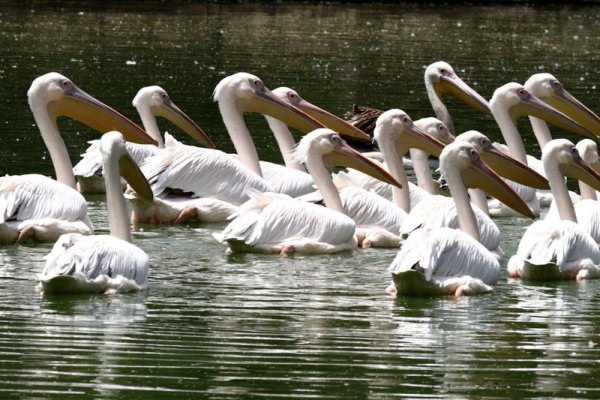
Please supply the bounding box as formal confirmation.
[74,85,214,194]
[388,141,534,297]
[214,129,402,255]
[508,139,600,281]
[0,72,155,244]
[38,131,154,294]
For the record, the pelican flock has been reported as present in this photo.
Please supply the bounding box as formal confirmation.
[3,63,600,296]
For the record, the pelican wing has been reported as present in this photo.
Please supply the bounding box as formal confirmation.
[140,138,273,205]
[401,195,501,252]
[74,139,161,178]
[41,234,149,288]
[259,161,316,197]
[513,220,600,271]
[390,227,501,285]
[217,195,356,247]
[339,186,406,234]
[0,174,88,223]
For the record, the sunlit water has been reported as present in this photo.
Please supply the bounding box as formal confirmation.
[1,2,599,398]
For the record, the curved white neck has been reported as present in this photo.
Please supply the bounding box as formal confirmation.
[265,116,305,171]
[103,153,132,242]
[528,116,552,149]
[544,156,577,222]
[426,82,454,134]
[379,141,411,212]
[446,167,480,241]
[468,188,490,216]
[306,152,344,213]
[31,104,76,188]
[409,148,437,194]
[492,108,529,164]
[219,98,263,177]
[579,180,598,201]
[136,106,165,148]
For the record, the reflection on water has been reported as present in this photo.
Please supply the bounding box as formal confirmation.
[0,1,599,398]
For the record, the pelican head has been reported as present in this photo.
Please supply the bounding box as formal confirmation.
[28,72,156,145]
[133,86,215,148]
[525,73,600,136]
[546,138,600,192]
[576,139,600,171]
[272,87,370,141]
[490,82,595,139]
[425,61,490,115]
[413,117,455,144]
[373,109,446,158]
[213,72,323,133]
[295,128,401,188]
[100,131,153,202]
[442,141,535,219]
[456,130,549,189]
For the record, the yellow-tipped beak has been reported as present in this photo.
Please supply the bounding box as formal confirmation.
[481,145,550,190]
[323,138,402,188]
[47,86,157,145]
[462,155,535,219]
[153,100,216,148]
[119,152,153,202]
[237,88,324,133]
[293,98,371,141]
[561,155,600,193]
[510,93,596,140]
[539,87,600,137]
[399,124,446,158]
[436,74,490,115]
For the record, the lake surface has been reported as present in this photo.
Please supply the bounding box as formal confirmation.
[1,1,600,398]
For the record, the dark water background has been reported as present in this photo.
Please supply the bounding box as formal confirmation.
[0,2,599,398]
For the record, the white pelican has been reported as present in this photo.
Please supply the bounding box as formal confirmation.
[523,73,600,206]
[129,73,329,224]
[488,82,596,217]
[0,72,155,244]
[387,141,534,297]
[507,139,600,281]
[38,131,154,294]
[213,128,402,255]
[400,129,547,259]
[255,86,372,197]
[544,139,600,244]
[266,88,416,248]
[332,117,455,210]
[74,85,215,193]
[214,73,369,197]
[345,60,490,136]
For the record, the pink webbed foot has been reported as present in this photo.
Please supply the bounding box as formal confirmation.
[279,244,295,257]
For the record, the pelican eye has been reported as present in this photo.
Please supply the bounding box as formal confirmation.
[551,79,564,93]
[517,88,531,100]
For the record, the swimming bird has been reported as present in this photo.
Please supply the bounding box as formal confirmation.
[213,128,402,255]
[387,141,534,297]
[0,72,155,244]
[487,82,596,217]
[507,138,600,281]
[73,85,215,193]
[345,61,490,136]
[523,73,600,206]
[217,77,370,197]
[543,139,600,245]
[400,129,548,259]
[37,131,154,294]
[129,73,328,224]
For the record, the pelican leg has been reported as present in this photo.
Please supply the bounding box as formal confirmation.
[173,206,198,224]
[279,244,295,257]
